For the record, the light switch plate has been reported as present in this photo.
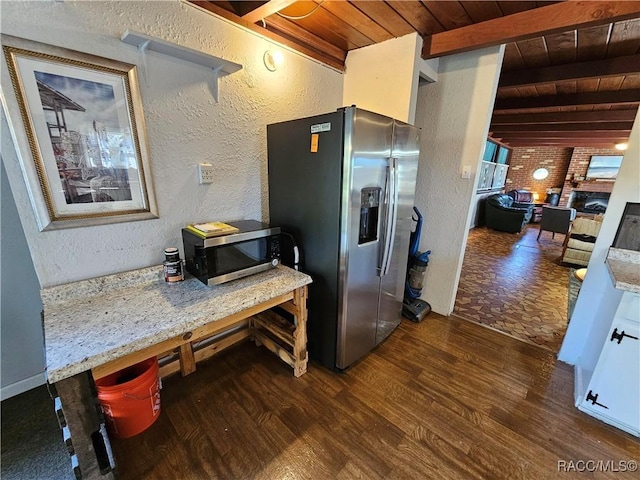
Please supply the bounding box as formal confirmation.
[198,163,214,184]
[461,165,471,179]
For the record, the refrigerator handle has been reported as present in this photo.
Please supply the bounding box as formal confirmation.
[380,157,399,276]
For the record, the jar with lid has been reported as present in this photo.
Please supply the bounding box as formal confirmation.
[163,247,184,283]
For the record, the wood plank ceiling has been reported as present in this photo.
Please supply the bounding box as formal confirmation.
[190,1,640,148]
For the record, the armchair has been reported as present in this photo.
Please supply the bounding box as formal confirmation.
[507,189,543,222]
[485,194,534,233]
[562,217,603,266]
[537,206,576,241]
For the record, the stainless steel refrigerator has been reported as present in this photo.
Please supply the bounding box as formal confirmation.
[267,107,420,370]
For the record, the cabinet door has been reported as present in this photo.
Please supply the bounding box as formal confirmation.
[580,314,639,436]
[478,161,496,190]
[492,164,509,189]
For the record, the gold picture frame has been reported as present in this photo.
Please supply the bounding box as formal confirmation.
[1,35,157,230]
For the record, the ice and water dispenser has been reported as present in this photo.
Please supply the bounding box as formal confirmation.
[359,187,381,245]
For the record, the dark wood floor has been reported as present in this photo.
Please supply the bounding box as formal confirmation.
[454,224,573,351]
[112,315,639,479]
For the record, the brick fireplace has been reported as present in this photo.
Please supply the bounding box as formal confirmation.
[568,190,611,214]
[558,147,617,210]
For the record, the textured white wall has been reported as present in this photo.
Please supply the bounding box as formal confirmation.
[1,0,342,287]
[343,33,437,124]
[413,46,504,315]
[559,110,640,380]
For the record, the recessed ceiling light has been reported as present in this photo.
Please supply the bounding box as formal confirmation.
[614,143,628,151]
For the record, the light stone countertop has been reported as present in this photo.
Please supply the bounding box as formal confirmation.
[605,248,640,294]
[42,265,312,383]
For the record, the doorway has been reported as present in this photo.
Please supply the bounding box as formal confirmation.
[452,222,572,352]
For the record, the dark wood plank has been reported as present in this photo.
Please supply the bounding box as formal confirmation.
[460,1,504,23]
[622,74,640,89]
[607,18,640,57]
[351,1,415,38]
[505,140,626,147]
[491,109,638,125]
[535,83,556,96]
[544,31,577,64]
[497,130,631,139]
[555,81,577,95]
[577,23,611,61]
[515,37,551,68]
[491,121,634,132]
[277,2,374,50]
[498,1,538,16]
[386,0,445,36]
[422,1,640,58]
[494,89,640,110]
[500,54,640,88]
[598,75,625,91]
[502,42,526,71]
[421,0,473,30]
[316,0,394,43]
[516,85,539,98]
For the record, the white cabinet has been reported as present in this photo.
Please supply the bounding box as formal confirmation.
[578,292,640,437]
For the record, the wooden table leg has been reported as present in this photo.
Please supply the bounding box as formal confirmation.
[179,343,196,376]
[54,373,116,479]
[292,286,308,377]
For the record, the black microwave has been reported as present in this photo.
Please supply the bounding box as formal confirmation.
[182,220,281,286]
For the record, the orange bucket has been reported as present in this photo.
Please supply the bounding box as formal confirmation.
[95,357,161,438]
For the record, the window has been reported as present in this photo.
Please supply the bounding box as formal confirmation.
[478,138,511,192]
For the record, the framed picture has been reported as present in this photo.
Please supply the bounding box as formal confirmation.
[1,35,157,230]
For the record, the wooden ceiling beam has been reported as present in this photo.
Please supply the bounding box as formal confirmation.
[504,140,627,147]
[499,54,640,88]
[189,1,346,70]
[494,131,631,139]
[491,122,634,133]
[494,90,640,111]
[491,110,639,125]
[422,1,640,58]
[241,0,298,24]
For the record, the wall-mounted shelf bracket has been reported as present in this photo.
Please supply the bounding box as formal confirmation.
[120,30,242,103]
[136,40,151,87]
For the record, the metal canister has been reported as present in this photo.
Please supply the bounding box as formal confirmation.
[163,247,184,283]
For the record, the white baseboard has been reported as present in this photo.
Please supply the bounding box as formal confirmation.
[0,372,46,401]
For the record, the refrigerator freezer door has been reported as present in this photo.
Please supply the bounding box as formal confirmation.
[376,121,420,344]
[267,111,345,369]
[336,108,393,369]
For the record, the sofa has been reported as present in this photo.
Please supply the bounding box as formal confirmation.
[562,217,603,266]
[507,189,534,204]
[485,194,534,233]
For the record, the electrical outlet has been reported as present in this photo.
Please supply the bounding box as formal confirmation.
[198,163,214,184]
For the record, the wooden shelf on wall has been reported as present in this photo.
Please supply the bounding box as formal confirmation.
[120,30,242,102]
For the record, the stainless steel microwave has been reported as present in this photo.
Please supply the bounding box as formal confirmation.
[182,220,281,285]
